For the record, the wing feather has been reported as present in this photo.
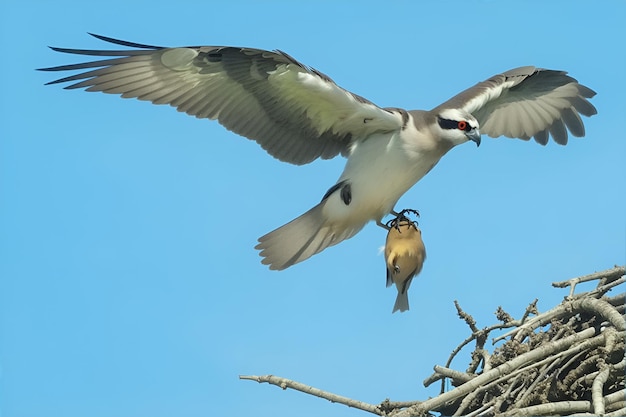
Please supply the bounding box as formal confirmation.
[434,66,596,145]
[533,129,549,146]
[561,107,585,138]
[40,34,404,165]
[549,118,568,145]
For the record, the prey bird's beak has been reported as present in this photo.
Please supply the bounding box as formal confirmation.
[466,128,481,147]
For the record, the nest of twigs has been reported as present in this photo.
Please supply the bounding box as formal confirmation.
[410,266,625,417]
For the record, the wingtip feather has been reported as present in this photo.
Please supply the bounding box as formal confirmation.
[87,33,163,50]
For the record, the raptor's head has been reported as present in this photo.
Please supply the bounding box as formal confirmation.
[435,108,481,147]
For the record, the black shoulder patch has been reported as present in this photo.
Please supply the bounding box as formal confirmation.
[340,183,352,205]
[321,180,352,205]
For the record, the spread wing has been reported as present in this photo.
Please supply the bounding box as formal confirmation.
[434,66,597,145]
[39,34,404,165]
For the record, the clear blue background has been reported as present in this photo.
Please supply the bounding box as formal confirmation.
[1,1,624,416]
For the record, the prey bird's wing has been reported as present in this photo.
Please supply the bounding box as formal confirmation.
[39,34,405,165]
[433,66,597,145]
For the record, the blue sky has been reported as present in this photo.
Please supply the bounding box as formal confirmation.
[1,1,624,416]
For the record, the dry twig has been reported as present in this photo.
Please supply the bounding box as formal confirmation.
[239,374,383,415]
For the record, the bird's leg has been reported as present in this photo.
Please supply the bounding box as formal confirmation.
[377,219,391,230]
[384,209,403,231]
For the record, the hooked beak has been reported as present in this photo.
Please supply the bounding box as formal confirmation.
[466,128,481,147]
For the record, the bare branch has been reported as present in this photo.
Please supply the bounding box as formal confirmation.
[592,366,611,415]
[552,266,625,298]
[454,300,478,332]
[423,365,473,388]
[587,276,626,299]
[606,407,626,417]
[493,306,563,344]
[379,399,421,414]
[604,292,625,307]
[517,298,539,325]
[239,374,383,415]
[607,401,626,412]
[499,400,592,416]
[605,390,626,406]
[464,400,494,417]
[573,297,626,331]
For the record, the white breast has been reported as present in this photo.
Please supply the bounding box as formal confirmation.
[321,120,441,225]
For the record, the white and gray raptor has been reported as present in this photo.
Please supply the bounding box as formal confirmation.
[40,34,597,270]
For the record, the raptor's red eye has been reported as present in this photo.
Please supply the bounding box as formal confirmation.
[458,121,467,131]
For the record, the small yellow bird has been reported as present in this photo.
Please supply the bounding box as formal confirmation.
[385,214,426,313]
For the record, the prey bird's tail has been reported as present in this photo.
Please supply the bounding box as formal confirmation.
[256,203,364,270]
[393,292,410,313]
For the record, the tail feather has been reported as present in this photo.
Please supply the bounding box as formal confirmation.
[256,203,364,270]
[392,292,409,313]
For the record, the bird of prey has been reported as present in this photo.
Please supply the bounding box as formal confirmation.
[385,211,426,313]
[40,34,597,270]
